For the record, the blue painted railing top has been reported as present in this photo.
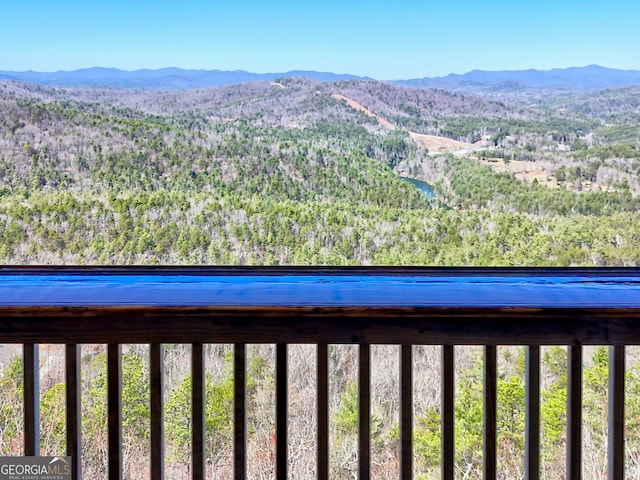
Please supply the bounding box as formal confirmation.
[2,267,640,308]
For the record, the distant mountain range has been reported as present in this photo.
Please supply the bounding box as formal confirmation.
[395,65,640,91]
[0,67,371,90]
[1,65,640,91]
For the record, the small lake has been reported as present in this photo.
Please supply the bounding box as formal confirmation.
[400,176,437,201]
[400,176,451,209]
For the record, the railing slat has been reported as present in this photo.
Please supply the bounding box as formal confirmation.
[567,345,582,480]
[66,344,81,480]
[150,344,164,480]
[401,344,413,480]
[23,344,40,456]
[192,343,205,480]
[234,343,246,480]
[359,344,371,480]
[442,345,454,480]
[526,345,540,480]
[484,345,497,480]
[108,344,122,480]
[608,345,625,480]
[317,343,329,480]
[276,344,288,480]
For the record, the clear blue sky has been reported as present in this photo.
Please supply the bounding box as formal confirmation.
[2,0,639,79]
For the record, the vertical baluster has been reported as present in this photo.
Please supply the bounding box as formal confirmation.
[234,344,246,480]
[192,343,205,480]
[150,344,164,480]
[108,344,122,480]
[484,346,497,480]
[317,344,329,480]
[526,345,540,480]
[608,346,625,480]
[441,345,454,480]
[401,344,413,480]
[23,344,40,456]
[567,345,582,480]
[66,344,81,480]
[276,344,288,480]
[359,344,371,480]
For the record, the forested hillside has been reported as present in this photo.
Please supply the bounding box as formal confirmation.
[1,78,640,265]
[2,77,640,479]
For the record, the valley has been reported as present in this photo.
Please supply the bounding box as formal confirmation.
[1,75,640,266]
[1,70,640,479]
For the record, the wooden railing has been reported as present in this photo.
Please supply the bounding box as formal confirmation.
[2,266,640,479]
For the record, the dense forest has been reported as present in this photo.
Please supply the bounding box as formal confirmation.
[1,76,640,478]
[1,78,640,266]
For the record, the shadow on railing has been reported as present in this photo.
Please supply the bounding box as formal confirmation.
[1,266,640,480]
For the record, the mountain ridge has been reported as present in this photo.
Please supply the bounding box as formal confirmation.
[395,64,640,91]
[1,65,640,91]
[0,67,372,90]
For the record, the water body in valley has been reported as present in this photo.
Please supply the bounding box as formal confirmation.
[400,176,451,209]
[400,176,435,200]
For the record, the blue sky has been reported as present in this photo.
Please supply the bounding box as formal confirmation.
[2,0,639,79]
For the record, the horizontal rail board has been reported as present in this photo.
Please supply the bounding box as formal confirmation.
[0,308,638,344]
[1,308,640,344]
[2,268,640,344]
[2,268,640,308]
